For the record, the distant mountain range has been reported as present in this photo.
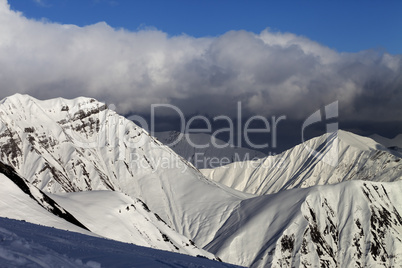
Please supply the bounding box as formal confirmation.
[154,131,266,169]
[0,94,402,267]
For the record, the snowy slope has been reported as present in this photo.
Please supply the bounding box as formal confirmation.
[204,180,402,267]
[0,217,241,268]
[49,190,217,258]
[154,131,265,169]
[202,130,402,195]
[0,160,215,259]
[0,167,92,236]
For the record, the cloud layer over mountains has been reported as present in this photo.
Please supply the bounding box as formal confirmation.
[0,0,401,122]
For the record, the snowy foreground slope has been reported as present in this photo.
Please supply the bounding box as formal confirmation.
[1,94,402,267]
[202,130,402,195]
[0,217,241,268]
[154,131,265,169]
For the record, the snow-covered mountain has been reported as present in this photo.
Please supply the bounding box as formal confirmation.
[154,131,265,169]
[202,130,402,195]
[0,94,249,243]
[0,94,245,259]
[204,179,402,267]
[1,94,402,267]
[0,161,217,259]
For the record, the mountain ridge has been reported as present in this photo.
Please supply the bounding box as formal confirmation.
[202,130,402,196]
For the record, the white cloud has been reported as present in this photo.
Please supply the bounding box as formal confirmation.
[0,0,401,122]
[32,0,48,7]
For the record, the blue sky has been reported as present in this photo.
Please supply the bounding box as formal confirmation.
[9,0,402,54]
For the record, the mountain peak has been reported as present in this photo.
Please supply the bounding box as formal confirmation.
[336,129,385,151]
[0,94,111,126]
[1,94,106,109]
[203,129,402,196]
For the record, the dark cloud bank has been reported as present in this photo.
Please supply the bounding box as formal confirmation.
[0,0,401,152]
